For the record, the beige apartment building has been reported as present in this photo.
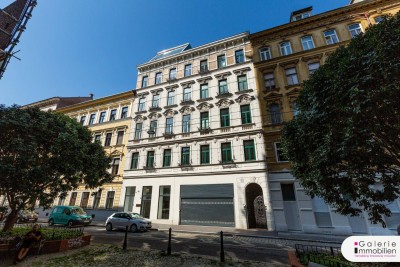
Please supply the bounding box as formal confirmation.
[249,0,400,234]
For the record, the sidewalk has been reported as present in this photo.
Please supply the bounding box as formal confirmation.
[37,218,347,244]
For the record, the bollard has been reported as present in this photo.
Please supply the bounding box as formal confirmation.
[167,228,172,255]
[220,231,225,262]
[123,225,128,250]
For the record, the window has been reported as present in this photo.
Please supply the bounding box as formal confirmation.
[200,84,208,99]
[120,107,128,119]
[98,111,106,123]
[109,109,117,121]
[88,114,96,125]
[270,103,282,124]
[275,142,288,162]
[200,112,209,129]
[301,36,315,50]
[163,149,171,167]
[80,116,86,125]
[312,197,333,227]
[134,123,142,140]
[141,76,148,88]
[138,98,146,111]
[218,79,228,94]
[165,118,173,134]
[105,191,115,209]
[182,114,190,133]
[146,151,155,168]
[155,72,162,84]
[94,134,101,143]
[169,68,177,80]
[116,130,124,145]
[58,196,65,206]
[200,145,210,164]
[123,187,135,212]
[158,186,171,219]
[130,152,139,169]
[244,140,256,161]
[259,47,272,61]
[291,11,311,22]
[281,183,296,201]
[264,73,276,90]
[69,192,77,206]
[324,29,339,45]
[240,105,252,124]
[104,132,112,146]
[140,186,152,218]
[183,87,191,101]
[217,55,226,68]
[237,75,248,91]
[308,62,320,75]
[374,16,385,24]
[181,147,190,166]
[200,60,208,71]
[220,108,230,127]
[221,143,232,163]
[152,94,160,108]
[292,102,299,117]
[111,158,120,175]
[93,189,102,209]
[348,23,363,38]
[280,41,292,56]
[184,64,192,76]
[149,120,157,138]
[285,67,299,85]
[235,49,244,63]
[384,201,400,229]
[167,91,175,106]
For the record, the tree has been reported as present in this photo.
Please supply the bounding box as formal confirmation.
[0,105,112,231]
[281,13,400,226]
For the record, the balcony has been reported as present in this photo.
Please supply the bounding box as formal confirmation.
[180,99,195,105]
[149,106,162,112]
[216,91,233,98]
[166,77,177,83]
[198,68,210,75]
[198,127,212,134]
[163,132,175,138]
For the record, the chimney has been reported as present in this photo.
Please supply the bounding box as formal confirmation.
[89,93,94,99]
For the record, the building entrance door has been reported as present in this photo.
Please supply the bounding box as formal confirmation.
[281,183,302,231]
[140,186,152,219]
[245,183,267,228]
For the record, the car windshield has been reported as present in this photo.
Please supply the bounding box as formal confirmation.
[71,207,86,215]
[128,213,143,219]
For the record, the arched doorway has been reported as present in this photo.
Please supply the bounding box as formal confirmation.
[245,183,268,229]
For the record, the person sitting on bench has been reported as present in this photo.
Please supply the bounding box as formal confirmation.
[16,224,44,261]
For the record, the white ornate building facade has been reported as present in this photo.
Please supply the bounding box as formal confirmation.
[120,33,275,229]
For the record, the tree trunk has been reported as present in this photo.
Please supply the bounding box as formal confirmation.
[2,209,18,232]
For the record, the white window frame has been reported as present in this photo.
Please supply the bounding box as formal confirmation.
[324,29,339,45]
[301,36,315,51]
[274,142,288,162]
[285,67,299,86]
[259,47,272,61]
[280,41,292,56]
[348,23,363,38]
[308,62,320,75]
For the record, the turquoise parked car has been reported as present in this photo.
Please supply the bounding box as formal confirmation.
[48,206,92,227]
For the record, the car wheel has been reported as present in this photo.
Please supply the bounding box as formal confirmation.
[67,220,74,228]
[130,224,137,233]
[106,223,112,231]
[48,219,54,226]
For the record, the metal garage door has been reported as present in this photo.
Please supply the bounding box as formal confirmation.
[180,184,235,227]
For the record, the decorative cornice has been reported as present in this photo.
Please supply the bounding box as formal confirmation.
[196,76,213,84]
[235,94,255,104]
[279,59,300,68]
[196,102,214,111]
[180,80,195,88]
[232,67,251,75]
[301,53,323,63]
[214,71,232,80]
[150,88,163,95]
[165,84,179,91]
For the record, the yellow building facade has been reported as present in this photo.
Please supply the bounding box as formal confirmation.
[249,0,400,234]
[56,91,135,219]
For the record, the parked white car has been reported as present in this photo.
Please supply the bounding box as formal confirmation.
[105,212,152,232]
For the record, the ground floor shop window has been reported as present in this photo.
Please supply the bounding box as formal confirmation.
[141,186,152,218]
[312,197,333,227]
[124,186,136,212]
[158,186,171,219]
[105,191,115,209]
[69,192,77,206]
[92,189,102,209]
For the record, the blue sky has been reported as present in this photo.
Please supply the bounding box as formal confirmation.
[0,0,349,106]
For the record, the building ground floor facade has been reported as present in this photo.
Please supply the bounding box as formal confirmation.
[120,170,275,230]
[269,171,398,235]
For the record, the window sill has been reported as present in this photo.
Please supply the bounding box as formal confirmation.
[285,84,301,90]
[135,111,147,115]
[164,104,178,109]
[149,107,162,112]
[235,89,253,95]
[263,87,280,94]
[216,92,233,98]
[180,100,195,105]
[197,97,213,102]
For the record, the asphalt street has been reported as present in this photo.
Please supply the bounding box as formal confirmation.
[85,226,291,265]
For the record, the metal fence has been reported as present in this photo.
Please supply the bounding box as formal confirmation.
[295,244,355,267]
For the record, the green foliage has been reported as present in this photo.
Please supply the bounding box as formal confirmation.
[0,106,112,230]
[281,13,400,225]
